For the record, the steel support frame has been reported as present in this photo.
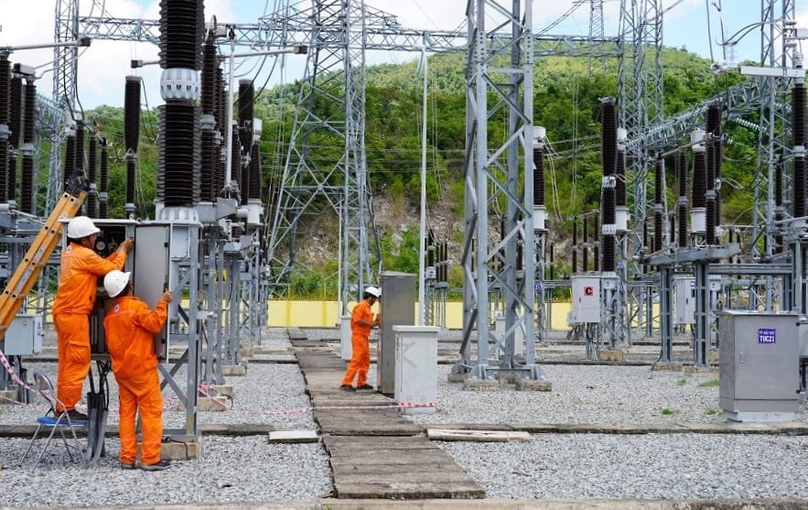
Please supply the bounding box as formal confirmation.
[156,221,201,440]
[534,229,547,343]
[459,0,542,381]
[201,229,225,386]
[658,264,673,362]
[223,252,242,367]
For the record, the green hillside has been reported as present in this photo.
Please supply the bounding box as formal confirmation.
[78,47,756,298]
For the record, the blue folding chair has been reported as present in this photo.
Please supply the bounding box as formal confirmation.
[18,371,86,470]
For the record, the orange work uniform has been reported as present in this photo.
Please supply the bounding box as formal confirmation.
[104,296,168,466]
[341,299,374,387]
[52,243,126,411]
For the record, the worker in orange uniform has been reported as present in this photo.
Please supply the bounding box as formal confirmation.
[53,216,132,422]
[103,270,173,471]
[340,286,381,391]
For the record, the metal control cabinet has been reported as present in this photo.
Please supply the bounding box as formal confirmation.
[134,225,171,360]
[378,272,415,395]
[719,311,800,421]
[4,314,43,355]
[673,276,695,325]
[570,275,601,324]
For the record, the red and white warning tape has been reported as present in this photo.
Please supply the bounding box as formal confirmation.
[2,348,441,416]
[0,347,36,393]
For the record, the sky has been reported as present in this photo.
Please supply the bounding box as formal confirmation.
[0,0,806,109]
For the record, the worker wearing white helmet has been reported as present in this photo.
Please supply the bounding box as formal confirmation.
[340,286,381,391]
[103,270,173,471]
[52,216,133,422]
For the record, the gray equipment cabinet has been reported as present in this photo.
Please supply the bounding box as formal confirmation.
[719,311,800,422]
[378,272,415,395]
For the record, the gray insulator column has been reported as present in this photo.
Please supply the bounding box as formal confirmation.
[677,150,688,248]
[124,76,141,215]
[8,76,21,204]
[706,105,720,244]
[20,79,36,214]
[87,137,98,217]
[99,137,109,219]
[0,54,9,204]
[653,156,663,252]
[600,99,616,272]
[158,0,203,210]
[793,83,806,219]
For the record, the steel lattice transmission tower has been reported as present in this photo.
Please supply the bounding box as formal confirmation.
[267,0,378,310]
[51,0,79,211]
[458,0,544,380]
[588,0,605,74]
[32,0,79,317]
[617,0,663,336]
[753,0,797,271]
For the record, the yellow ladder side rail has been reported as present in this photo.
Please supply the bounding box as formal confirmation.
[0,190,87,338]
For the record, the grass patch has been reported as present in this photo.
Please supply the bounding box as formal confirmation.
[704,407,722,416]
[661,407,677,416]
[677,378,687,386]
[698,378,720,388]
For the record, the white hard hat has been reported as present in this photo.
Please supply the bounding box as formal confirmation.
[67,216,100,239]
[364,286,381,297]
[104,270,131,298]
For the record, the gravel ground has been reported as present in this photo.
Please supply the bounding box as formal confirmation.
[437,434,808,499]
[406,364,808,426]
[3,326,808,507]
[0,437,331,507]
[1,327,314,429]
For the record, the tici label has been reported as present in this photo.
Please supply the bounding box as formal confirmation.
[757,328,776,345]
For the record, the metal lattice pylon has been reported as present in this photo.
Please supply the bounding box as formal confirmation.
[753,0,796,310]
[459,0,543,380]
[617,0,664,336]
[33,0,77,318]
[267,0,378,309]
[588,0,605,74]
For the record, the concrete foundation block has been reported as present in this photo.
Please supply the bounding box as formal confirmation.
[133,438,201,462]
[652,362,684,372]
[708,349,720,364]
[0,389,18,405]
[462,379,500,392]
[598,349,624,362]
[177,396,229,412]
[212,384,235,397]
[239,359,250,369]
[222,365,247,376]
[239,347,254,358]
[197,396,229,412]
[447,372,468,383]
[495,372,520,385]
[160,439,201,461]
[514,379,553,392]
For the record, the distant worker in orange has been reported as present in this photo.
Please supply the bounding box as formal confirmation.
[103,270,172,471]
[53,216,132,422]
[340,286,381,391]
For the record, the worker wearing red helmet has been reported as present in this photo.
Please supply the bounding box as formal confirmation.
[103,269,173,471]
[52,216,133,422]
[340,286,381,391]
